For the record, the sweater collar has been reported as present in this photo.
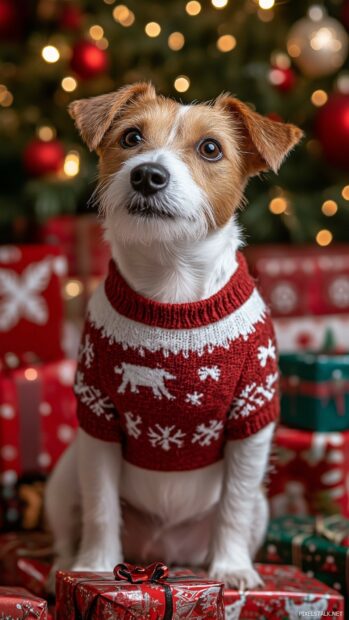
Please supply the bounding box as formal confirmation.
[104,251,255,329]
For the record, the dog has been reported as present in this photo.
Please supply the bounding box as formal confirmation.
[46,82,302,591]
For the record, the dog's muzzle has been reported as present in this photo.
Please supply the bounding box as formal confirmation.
[130,162,169,196]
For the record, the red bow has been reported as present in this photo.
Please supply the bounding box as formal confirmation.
[114,561,169,584]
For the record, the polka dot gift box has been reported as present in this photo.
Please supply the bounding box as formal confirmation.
[0,359,77,483]
[0,245,67,368]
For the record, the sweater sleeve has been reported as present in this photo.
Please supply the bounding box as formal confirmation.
[226,317,280,440]
[74,319,121,443]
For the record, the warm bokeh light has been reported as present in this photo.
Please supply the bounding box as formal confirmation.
[96,37,109,49]
[145,22,161,37]
[337,74,349,94]
[174,75,190,92]
[89,25,104,41]
[24,368,38,381]
[308,5,324,22]
[271,52,291,69]
[287,43,301,58]
[342,185,349,200]
[316,229,333,246]
[42,45,60,63]
[321,200,338,216]
[269,197,288,214]
[65,279,83,298]
[186,1,201,16]
[61,76,77,92]
[217,35,237,52]
[212,0,228,8]
[311,89,328,107]
[37,126,56,141]
[64,152,80,177]
[259,0,275,9]
[168,32,185,51]
[0,90,13,107]
[112,4,134,25]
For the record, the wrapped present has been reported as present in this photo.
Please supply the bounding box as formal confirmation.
[223,563,344,619]
[0,245,67,368]
[274,314,349,353]
[0,586,48,619]
[259,516,349,606]
[56,561,225,619]
[280,352,349,431]
[0,531,52,589]
[268,425,349,517]
[245,244,349,318]
[0,359,77,484]
[39,214,110,278]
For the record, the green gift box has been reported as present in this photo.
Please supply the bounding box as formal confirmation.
[259,516,349,606]
[280,352,349,431]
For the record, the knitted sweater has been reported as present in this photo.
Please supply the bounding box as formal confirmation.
[74,253,279,471]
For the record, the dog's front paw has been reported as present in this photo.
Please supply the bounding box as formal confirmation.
[46,557,74,594]
[209,562,263,591]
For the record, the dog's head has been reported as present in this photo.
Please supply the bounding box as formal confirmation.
[69,82,302,244]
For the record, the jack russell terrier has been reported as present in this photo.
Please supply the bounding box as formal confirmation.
[46,82,302,590]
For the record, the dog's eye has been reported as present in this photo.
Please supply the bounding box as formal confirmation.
[197,138,223,162]
[120,128,143,148]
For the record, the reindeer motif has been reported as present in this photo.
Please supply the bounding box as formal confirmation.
[114,362,176,400]
[285,596,328,620]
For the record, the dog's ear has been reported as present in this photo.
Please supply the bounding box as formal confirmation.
[68,82,156,152]
[215,94,303,175]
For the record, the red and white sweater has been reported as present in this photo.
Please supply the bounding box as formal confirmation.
[75,253,279,471]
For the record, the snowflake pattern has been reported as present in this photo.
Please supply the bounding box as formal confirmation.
[257,339,276,368]
[197,365,221,382]
[229,373,278,420]
[124,411,142,439]
[74,372,114,420]
[148,424,186,451]
[185,391,203,406]
[0,600,42,620]
[192,420,224,446]
[0,259,52,331]
[78,334,94,369]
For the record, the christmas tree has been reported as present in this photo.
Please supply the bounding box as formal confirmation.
[1,0,349,245]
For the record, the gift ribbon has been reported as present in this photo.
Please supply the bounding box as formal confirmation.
[281,376,349,416]
[114,562,173,619]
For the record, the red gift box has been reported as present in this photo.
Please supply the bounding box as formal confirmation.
[0,245,67,368]
[268,425,349,517]
[223,564,344,618]
[0,359,77,483]
[56,562,225,619]
[40,214,110,278]
[0,532,52,590]
[0,586,48,619]
[245,244,349,318]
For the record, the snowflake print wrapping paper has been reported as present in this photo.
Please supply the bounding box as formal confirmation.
[0,245,67,367]
[74,253,280,472]
[0,586,48,620]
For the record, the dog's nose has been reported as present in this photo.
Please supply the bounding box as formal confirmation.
[130,163,169,195]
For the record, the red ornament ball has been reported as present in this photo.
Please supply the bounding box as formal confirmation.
[315,94,349,171]
[341,0,349,31]
[23,139,65,177]
[70,40,108,79]
[269,66,296,93]
[59,4,83,31]
[0,0,18,37]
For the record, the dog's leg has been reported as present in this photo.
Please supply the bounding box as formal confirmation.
[72,428,123,571]
[209,422,274,589]
[249,491,269,558]
[45,439,80,591]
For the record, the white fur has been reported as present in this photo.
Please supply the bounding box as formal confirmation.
[165,105,190,145]
[46,103,275,591]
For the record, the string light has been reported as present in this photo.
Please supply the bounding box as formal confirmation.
[311,89,328,107]
[89,25,104,41]
[64,279,83,298]
[271,52,291,69]
[145,22,161,37]
[258,8,274,22]
[42,45,60,63]
[269,197,288,214]
[61,76,77,92]
[24,368,38,381]
[113,5,135,26]
[259,0,274,9]
[186,1,201,16]
[337,74,349,94]
[217,35,237,52]
[96,37,109,49]
[308,5,324,22]
[37,126,56,141]
[269,68,286,86]
[342,186,349,200]
[174,75,190,92]
[0,88,13,107]
[212,0,228,8]
[64,151,80,177]
[316,229,333,246]
[168,32,185,51]
[321,200,338,216]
